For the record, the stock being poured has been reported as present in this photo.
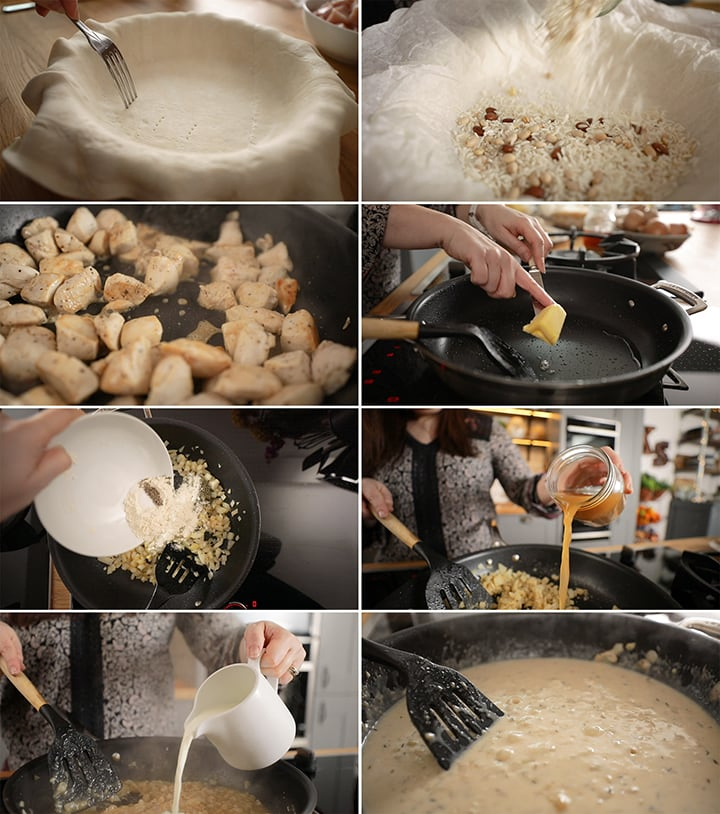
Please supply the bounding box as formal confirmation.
[546,446,626,610]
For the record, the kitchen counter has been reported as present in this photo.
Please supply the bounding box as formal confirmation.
[0,0,358,200]
[361,536,719,573]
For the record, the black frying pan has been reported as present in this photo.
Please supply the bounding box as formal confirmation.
[47,416,261,610]
[372,544,680,610]
[0,204,358,404]
[404,269,706,404]
[2,737,317,814]
[362,614,720,735]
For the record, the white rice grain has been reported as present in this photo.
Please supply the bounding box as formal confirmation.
[452,94,695,201]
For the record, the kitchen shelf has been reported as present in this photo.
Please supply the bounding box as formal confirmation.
[473,408,562,473]
[674,409,720,503]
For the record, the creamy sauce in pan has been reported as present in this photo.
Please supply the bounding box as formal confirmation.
[363,658,720,814]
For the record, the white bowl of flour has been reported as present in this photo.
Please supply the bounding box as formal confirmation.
[35,411,173,557]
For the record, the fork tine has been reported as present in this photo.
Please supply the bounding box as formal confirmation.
[104,50,135,109]
[106,48,137,105]
[72,18,137,109]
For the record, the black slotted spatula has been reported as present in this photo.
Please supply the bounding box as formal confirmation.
[363,638,504,770]
[362,317,537,379]
[145,543,210,609]
[373,510,492,609]
[0,656,122,813]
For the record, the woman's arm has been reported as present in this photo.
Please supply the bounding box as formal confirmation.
[488,421,559,517]
[382,205,554,307]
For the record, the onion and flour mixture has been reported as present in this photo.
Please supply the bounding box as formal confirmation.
[124,476,201,555]
[101,448,237,585]
[363,657,720,814]
[82,780,268,813]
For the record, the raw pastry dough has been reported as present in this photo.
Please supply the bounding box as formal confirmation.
[4,13,357,201]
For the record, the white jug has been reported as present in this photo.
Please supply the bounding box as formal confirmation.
[186,659,296,771]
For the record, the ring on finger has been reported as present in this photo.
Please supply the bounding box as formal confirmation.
[288,664,299,678]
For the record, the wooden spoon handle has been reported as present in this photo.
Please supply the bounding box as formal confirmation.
[0,656,47,711]
[371,509,421,551]
[362,318,421,341]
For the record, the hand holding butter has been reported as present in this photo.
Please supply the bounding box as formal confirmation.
[521,263,567,346]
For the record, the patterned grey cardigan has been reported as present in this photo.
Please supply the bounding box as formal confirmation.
[363,419,559,562]
[362,204,456,313]
[0,613,243,769]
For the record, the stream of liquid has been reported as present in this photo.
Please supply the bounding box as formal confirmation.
[555,488,626,609]
[555,492,584,610]
[169,707,228,814]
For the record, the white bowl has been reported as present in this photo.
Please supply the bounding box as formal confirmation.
[302,1,358,65]
[3,12,356,200]
[34,412,173,557]
[622,230,691,255]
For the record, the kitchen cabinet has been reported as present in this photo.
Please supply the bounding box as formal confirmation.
[497,513,561,546]
[474,409,562,473]
[307,614,358,750]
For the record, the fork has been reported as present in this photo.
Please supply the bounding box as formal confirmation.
[71,18,137,109]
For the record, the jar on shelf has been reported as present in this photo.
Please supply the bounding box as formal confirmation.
[545,445,626,526]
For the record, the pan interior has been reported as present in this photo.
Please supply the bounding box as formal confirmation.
[409,270,688,384]
[0,204,358,405]
[426,311,644,380]
[2,737,317,814]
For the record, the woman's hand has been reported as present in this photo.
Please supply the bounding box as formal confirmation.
[34,1,79,18]
[441,220,554,308]
[362,478,393,522]
[239,621,306,685]
[536,445,633,504]
[471,205,553,273]
[603,446,633,494]
[381,205,554,309]
[0,409,83,522]
[0,621,25,676]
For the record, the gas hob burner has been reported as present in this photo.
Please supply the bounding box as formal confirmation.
[545,229,640,277]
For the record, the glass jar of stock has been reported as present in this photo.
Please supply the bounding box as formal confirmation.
[544,445,626,526]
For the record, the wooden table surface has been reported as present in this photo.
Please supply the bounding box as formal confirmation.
[0,0,358,201]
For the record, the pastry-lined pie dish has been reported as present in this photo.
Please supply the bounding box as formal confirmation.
[3,12,357,201]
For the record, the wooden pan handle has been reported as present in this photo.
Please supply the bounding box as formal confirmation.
[0,656,47,711]
[362,318,421,341]
[371,509,421,551]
